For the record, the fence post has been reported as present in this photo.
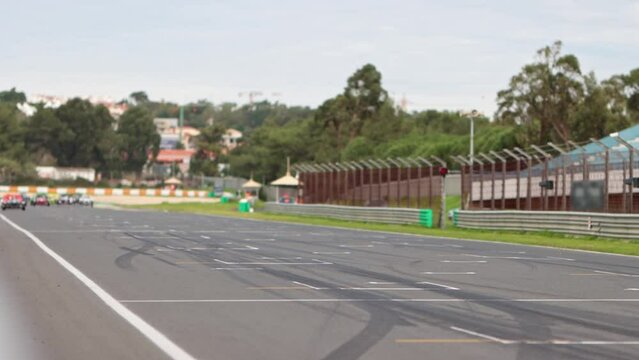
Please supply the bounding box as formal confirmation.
[479,153,496,210]
[515,148,533,210]
[299,165,309,203]
[531,145,552,211]
[350,161,363,206]
[343,163,355,206]
[361,160,374,206]
[490,151,507,210]
[431,155,447,229]
[327,165,335,204]
[368,160,382,203]
[549,143,571,211]
[417,157,434,209]
[612,135,636,213]
[342,163,349,205]
[376,159,391,206]
[387,158,402,207]
[328,163,339,205]
[321,165,328,203]
[334,163,348,205]
[590,139,611,213]
[408,158,422,208]
[504,149,522,210]
[454,155,471,210]
[314,167,320,204]
[545,143,568,210]
[387,162,392,206]
[474,157,485,209]
[569,141,588,183]
[397,158,413,207]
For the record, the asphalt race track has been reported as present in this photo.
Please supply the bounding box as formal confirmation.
[1,207,639,360]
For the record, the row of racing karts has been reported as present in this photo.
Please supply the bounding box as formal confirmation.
[1,193,94,211]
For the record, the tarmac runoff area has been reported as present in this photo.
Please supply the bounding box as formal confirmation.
[0,207,638,360]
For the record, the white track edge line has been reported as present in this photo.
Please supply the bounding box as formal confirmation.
[450,326,511,344]
[0,214,196,360]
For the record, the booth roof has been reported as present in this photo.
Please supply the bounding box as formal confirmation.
[242,178,262,189]
[270,172,298,186]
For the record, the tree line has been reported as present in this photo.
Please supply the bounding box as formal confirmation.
[0,97,161,182]
[1,41,637,184]
[230,41,638,181]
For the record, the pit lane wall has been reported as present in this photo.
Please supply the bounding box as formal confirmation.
[454,210,639,239]
[0,186,208,198]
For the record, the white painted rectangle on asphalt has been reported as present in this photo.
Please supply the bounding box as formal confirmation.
[416,281,459,290]
[213,258,332,265]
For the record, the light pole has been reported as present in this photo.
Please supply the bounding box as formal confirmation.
[461,110,481,166]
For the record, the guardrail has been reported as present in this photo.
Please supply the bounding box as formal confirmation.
[0,185,209,198]
[263,203,433,227]
[455,210,639,239]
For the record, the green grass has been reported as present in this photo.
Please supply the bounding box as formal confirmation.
[123,200,639,257]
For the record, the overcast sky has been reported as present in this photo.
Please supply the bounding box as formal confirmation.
[1,0,638,114]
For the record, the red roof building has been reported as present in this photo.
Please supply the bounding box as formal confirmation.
[154,149,196,163]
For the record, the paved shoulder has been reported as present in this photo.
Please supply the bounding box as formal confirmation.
[0,215,169,360]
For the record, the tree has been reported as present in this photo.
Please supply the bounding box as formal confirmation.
[0,103,34,181]
[623,68,639,121]
[0,87,26,104]
[129,91,149,105]
[314,95,351,159]
[190,124,226,176]
[311,64,393,161]
[569,73,621,142]
[24,107,72,165]
[117,107,160,176]
[229,120,314,181]
[343,64,388,140]
[496,41,584,145]
[54,98,116,169]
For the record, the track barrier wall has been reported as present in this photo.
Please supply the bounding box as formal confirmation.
[264,203,433,227]
[455,209,639,239]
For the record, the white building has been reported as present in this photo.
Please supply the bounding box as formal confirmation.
[36,167,96,182]
[153,118,179,133]
[222,128,243,153]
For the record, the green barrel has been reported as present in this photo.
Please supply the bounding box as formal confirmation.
[419,209,433,228]
[238,200,250,213]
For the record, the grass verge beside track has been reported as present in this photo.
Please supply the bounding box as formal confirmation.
[123,201,639,257]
